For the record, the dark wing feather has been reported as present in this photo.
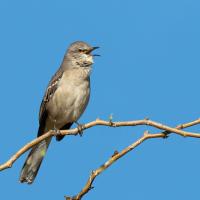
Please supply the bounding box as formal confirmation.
[38,68,64,137]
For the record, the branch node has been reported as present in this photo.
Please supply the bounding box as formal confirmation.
[91,170,95,175]
[144,130,149,136]
[178,124,183,129]
[111,150,119,157]
[109,114,115,126]
[64,196,72,200]
[8,162,12,168]
[89,185,94,190]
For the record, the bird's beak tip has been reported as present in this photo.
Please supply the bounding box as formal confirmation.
[92,46,100,50]
[91,46,100,56]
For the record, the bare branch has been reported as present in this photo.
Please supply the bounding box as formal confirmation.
[1,118,200,200]
[65,119,200,200]
[1,118,200,172]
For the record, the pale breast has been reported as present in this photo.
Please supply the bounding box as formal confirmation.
[46,68,90,129]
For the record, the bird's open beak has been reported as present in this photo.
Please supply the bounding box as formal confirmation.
[88,46,100,56]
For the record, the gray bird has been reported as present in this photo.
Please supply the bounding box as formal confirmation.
[19,41,99,184]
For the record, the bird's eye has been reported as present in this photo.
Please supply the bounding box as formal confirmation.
[78,48,87,53]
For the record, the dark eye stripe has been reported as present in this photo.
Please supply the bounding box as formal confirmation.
[78,48,87,53]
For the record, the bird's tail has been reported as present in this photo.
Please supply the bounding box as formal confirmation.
[19,137,52,184]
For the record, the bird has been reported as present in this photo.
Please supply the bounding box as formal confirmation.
[19,41,99,184]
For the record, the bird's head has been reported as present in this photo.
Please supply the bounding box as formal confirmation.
[66,41,99,68]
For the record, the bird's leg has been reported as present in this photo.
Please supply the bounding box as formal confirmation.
[52,120,61,137]
[75,121,85,137]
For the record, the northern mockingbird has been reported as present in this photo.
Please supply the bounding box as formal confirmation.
[19,41,99,184]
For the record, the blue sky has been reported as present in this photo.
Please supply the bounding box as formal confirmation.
[0,0,200,199]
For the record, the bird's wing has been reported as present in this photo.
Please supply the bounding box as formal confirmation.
[38,68,64,136]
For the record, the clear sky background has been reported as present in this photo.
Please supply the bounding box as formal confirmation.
[0,0,200,199]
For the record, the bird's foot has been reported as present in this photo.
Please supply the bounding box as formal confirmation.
[163,134,169,139]
[52,127,61,137]
[75,122,85,137]
[163,131,170,139]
